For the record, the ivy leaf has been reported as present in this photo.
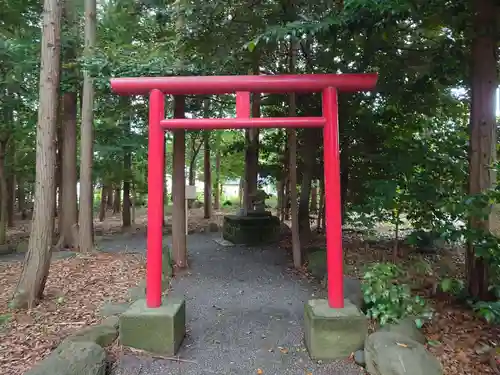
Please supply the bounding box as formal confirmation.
[414,318,424,329]
[246,41,256,52]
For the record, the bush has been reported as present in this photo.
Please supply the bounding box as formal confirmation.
[471,301,500,324]
[362,263,431,326]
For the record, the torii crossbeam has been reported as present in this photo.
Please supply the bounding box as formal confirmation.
[110,73,378,310]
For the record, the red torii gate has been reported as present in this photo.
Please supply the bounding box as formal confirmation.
[110,73,378,310]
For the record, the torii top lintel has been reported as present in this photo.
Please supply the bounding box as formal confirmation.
[110,73,378,96]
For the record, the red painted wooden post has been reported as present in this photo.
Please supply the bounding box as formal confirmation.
[147,89,165,308]
[322,87,343,308]
[236,92,251,117]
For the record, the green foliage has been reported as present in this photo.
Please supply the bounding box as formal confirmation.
[362,263,430,326]
[471,301,500,325]
[0,313,11,328]
[439,278,465,296]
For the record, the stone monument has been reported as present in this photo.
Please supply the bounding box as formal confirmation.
[222,189,280,245]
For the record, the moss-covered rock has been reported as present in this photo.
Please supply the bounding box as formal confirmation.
[64,322,118,348]
[99,302,131,318]
[365,332,443,375]
[378,317,426,345]
[25,341,106,375]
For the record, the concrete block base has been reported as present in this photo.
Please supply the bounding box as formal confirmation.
[119,298,186,355]
[304,298,367,360]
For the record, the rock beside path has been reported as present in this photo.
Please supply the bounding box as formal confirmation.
[25,341,107,375]
[99,301,131,317]
[26,316,119,375]
[63,319,118,348]
[364,331,443,375]
[379,317,427,344]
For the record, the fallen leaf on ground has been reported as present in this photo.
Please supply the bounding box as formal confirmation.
[0,252,146,375]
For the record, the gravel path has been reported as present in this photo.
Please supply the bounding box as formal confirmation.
[107,232,363,375]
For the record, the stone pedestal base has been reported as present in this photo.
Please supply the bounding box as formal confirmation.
[120,298,186,355]
[222,214,280,245]
[304,299,367,360]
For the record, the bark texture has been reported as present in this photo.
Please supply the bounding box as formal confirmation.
[13,0,61,308]
[172,96,187,268]
[78,0,97,253]
[467,0,498,300]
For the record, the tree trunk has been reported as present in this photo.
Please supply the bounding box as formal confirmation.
[392,208,400,262]
[298,130,318,243]
[288,36,301,268]
[99,185,106,222]
[122,151,132,227]
[58,0,78,248]
[310,180,317,213]
[7,173,15,228]
[0,140,9,244]
[59,90,78,248]
[214,150,221,210]
[187,134,202,208]
[113,186,121,213]
[340,140,349,224]
[172,96,187,268]
[55,109,62,218]
[277,178,285,221]
[78,0,96,253]
[131,182,136,224]
[163,133,168,225]
[239,178,244,207]
[17,178,25,214]
[317,177,325,231]
[467,0,498,300]
[284,178,290,221]
[203,131,212,219]
[122,104,132,228]
[12,0,61,308]
[243,66,260,213]
[106,186,113,210]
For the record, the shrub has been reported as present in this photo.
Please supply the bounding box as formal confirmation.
[362,262,431,326]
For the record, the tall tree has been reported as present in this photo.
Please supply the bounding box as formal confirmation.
[288,36,301,268]
[243,64,260,214]
[78,0,97,252]
[122,101,132,228]
[467,0,498,299]
[172,96,187,268]
[58,0,78,249]
[12,0,62,308]
[203,130,212,219]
